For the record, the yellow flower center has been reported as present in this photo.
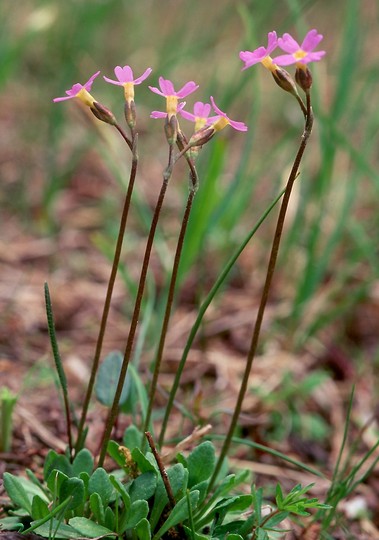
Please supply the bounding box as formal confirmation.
[77,88,95,107]
[166,95,178,119]
[195,117,207,131]
[261,56,278,73]
[213,116,229,132]
[123,82,135,104]
[294,49,307,60]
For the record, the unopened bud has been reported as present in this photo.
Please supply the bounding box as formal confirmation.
[164,114,178,146]
[188,125,215,149]
[90,101,117,125]
[295,65,313,91]
[271,67,299,97]
[124,99,137,129]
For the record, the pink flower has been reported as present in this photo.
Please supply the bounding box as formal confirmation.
[149,77,199,99]
[103,65,152,86]
[274,29,325,66]
[149,76,199,119]
[179,101,219,131]
[104,65,152,105]
[210,97,248,132]
[53,71,100,106]
[239,31,278,70]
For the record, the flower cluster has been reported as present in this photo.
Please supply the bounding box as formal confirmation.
[240,29,325,71]
[53,29,324,143]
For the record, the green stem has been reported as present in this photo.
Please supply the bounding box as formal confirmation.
[75,131,138,453]
[158,189,285,447]
[97,145,175,467]
[143,182,197,442]
[208,92,314,491]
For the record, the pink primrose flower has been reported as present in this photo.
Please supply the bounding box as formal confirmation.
[274,29,325,66]
[149,76,199,119]
[103,65,152,86]
[239,31,278,70]
[149,77,199,99]
[210,97,248,132]
[179,101,220,131]
[53,71,100,105]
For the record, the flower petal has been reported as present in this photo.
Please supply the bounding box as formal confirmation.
[301,29,323,52]
[150,110,168,118]
[176,81,199,98]
[194,101,211,117]
[266,31,278,53]
[83,71,101,91]
[272,53,297,66]
[149,85,166,97]
[103,76,124,86]
[133,67,152,85]
[278,33,300,54]
[159,77,175,96]
[229,119,248,131]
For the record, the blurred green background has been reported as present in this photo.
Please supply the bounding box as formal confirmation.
[1,0,378,377]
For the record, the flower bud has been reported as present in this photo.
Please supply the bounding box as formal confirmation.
[124,99,137,129]
[188,125,215,148]
[164,114,178,146]
[90,101,117,125]
[295,65,313,91]
[271,67,299,97]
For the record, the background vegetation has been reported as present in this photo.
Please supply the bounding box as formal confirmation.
[1,0,378,536]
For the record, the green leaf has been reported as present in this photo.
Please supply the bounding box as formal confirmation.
[0,516,24,531]
[129,471,157,503]
[44,451,73,480]
[109,475,131,513]
[187,442,215,487]
[190,480,209,505]
[150,464,188,530]
[3,472,32,514]
[226,535,244,540]
[95,351,131,406]
[123,424,143,450]
[107,440,126,467]
[263,510,289,528]
[90,492,105,525]
[135,517,151,540]
[47,470,68,498]
[60,477,85,510]
[88,467,114,506]
[153,490,200,540]
[123,500,149,531]
[132,447,157,473]
[72,448,94,476]
[31,495,49,521]
[104,506,115,531]
[34,519,83,539]
[251,485,263,524]
[69,516,116,538]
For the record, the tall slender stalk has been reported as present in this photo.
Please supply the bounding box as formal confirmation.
[208,91,314,491]
[158,188,285,447]
[143,181,198,442]
[75,128,138,453]
[97,145,176,467]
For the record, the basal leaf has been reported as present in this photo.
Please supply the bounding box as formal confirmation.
[72,448,94,476]
[69,516,115,538]
[129,471,157,503]
[187,442,215,487]
[95,351,131,406]
[88,467,114,506]
[3,473,32,514]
